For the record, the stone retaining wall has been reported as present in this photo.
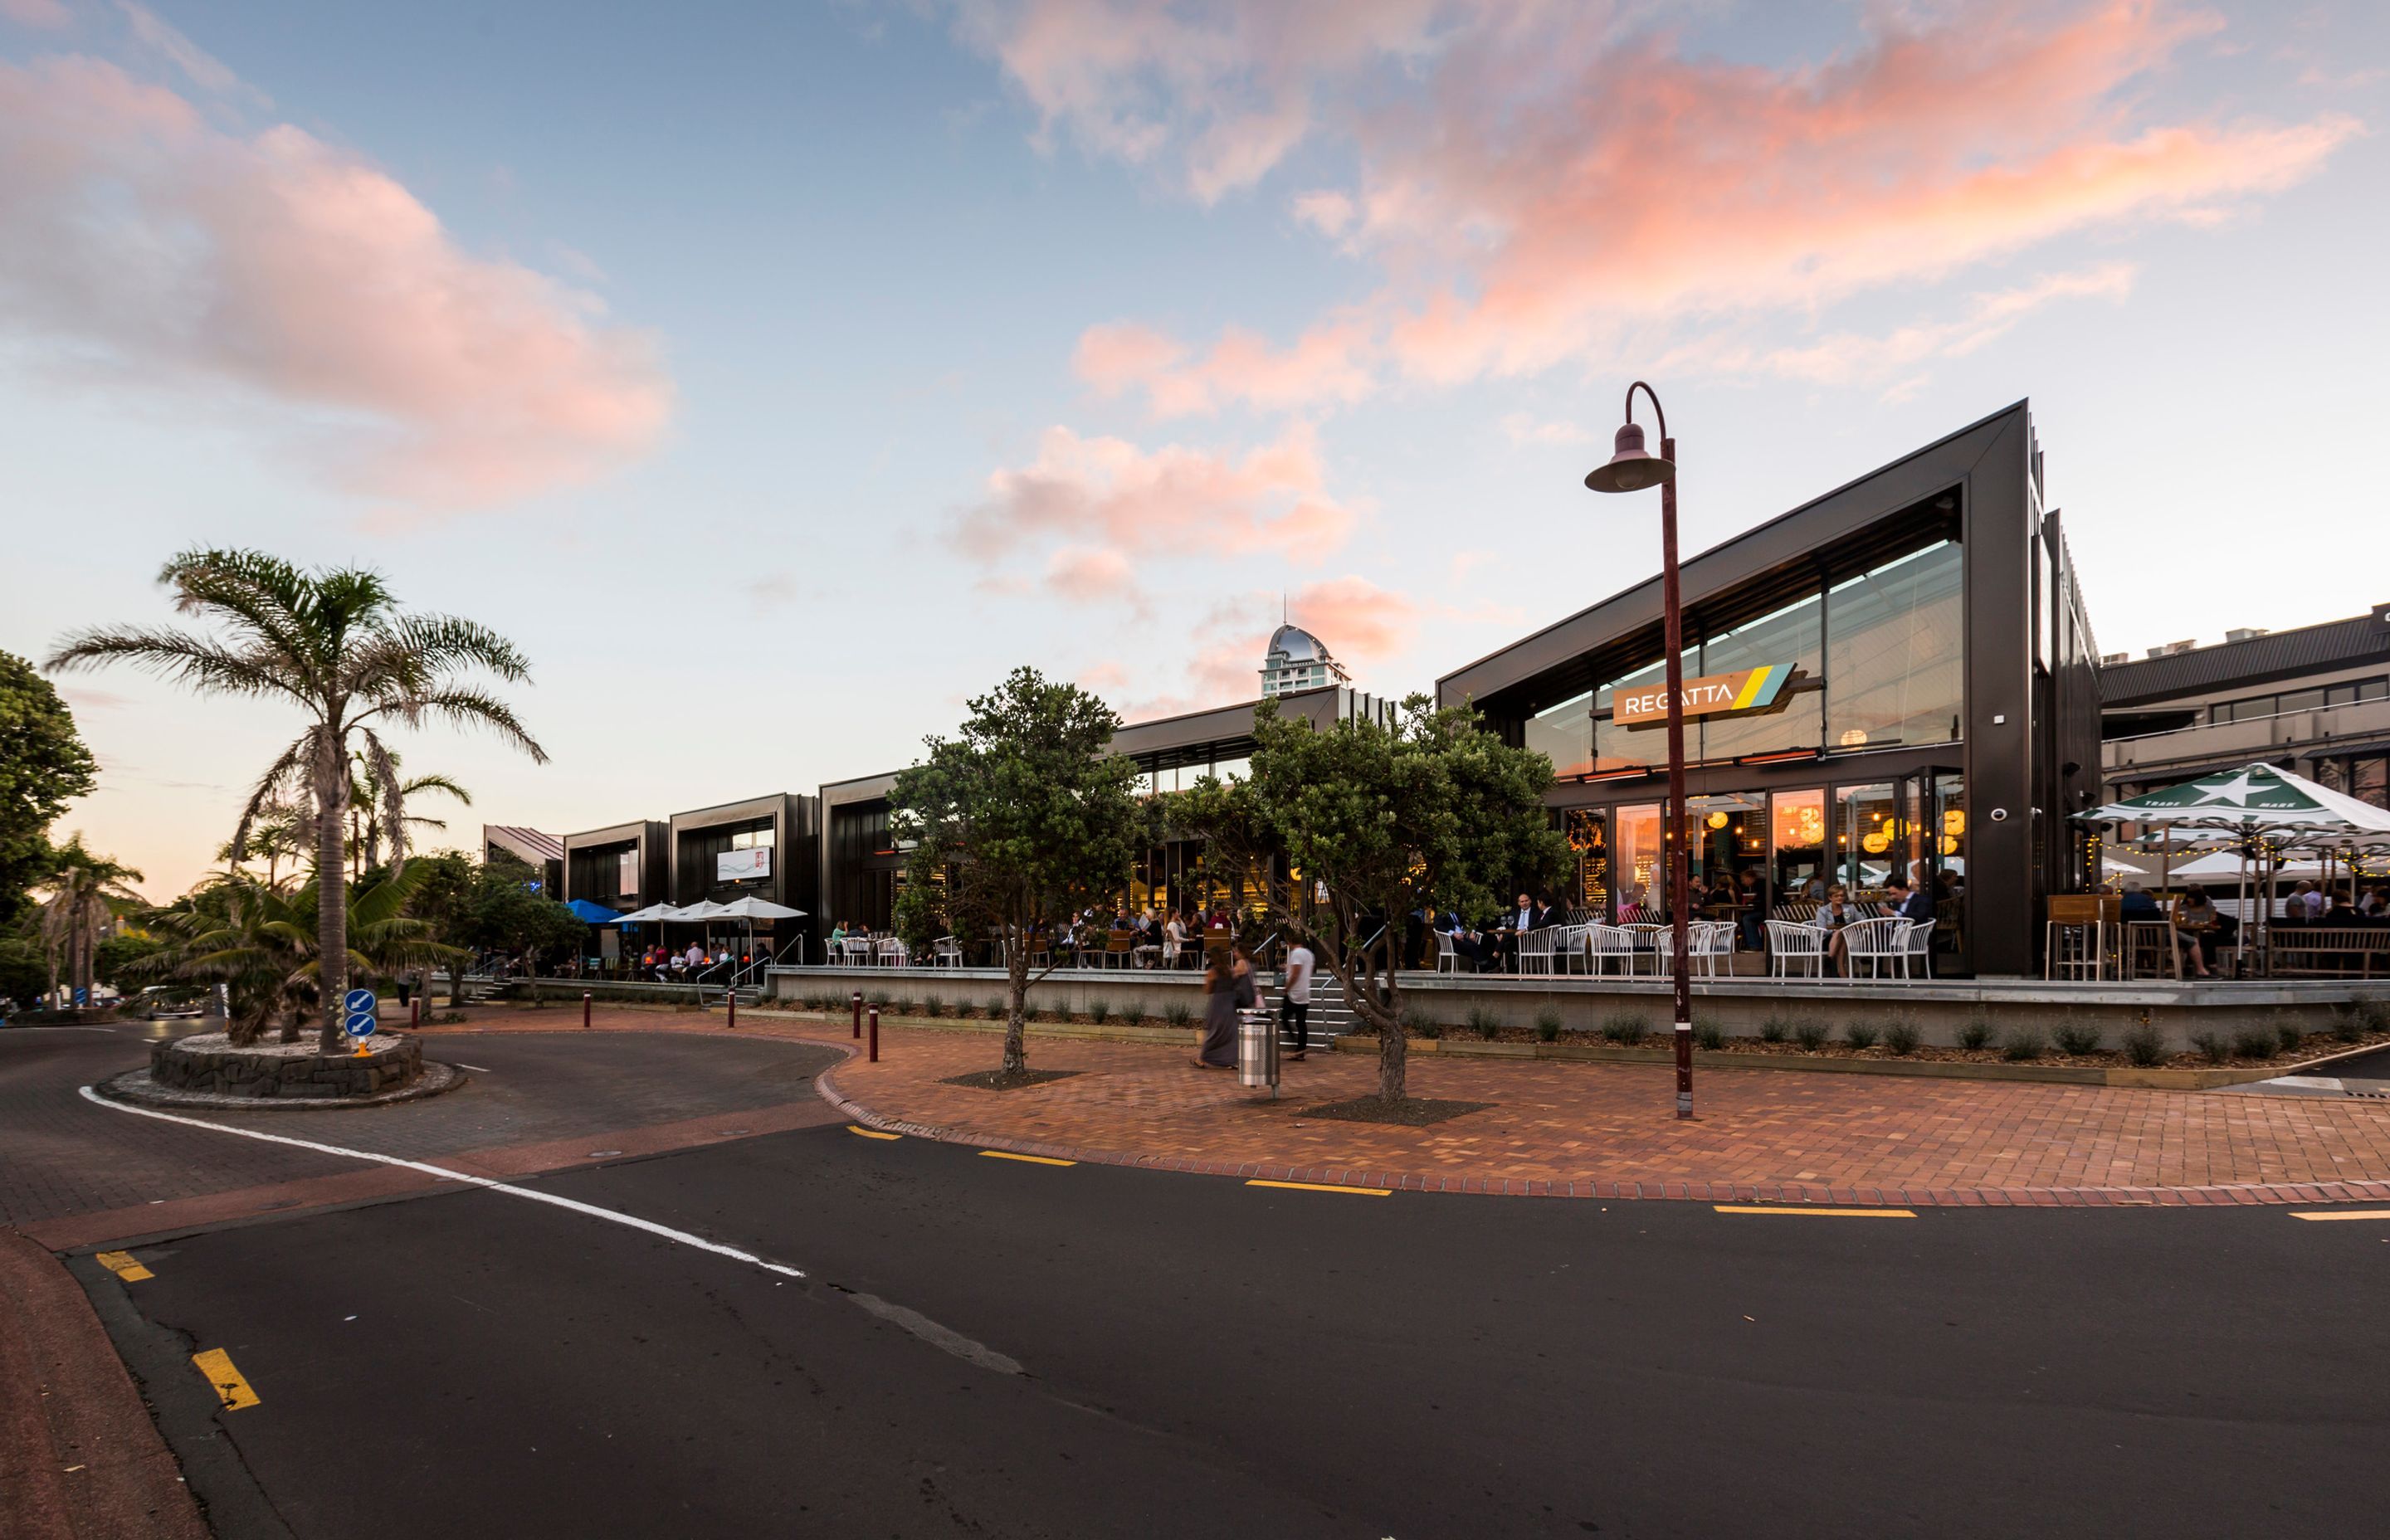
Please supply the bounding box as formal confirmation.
[150,1033,422,1099]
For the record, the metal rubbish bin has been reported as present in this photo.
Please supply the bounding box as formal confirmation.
[1237,1007,1280,1095]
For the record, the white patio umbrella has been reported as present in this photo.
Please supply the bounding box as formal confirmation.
[613,902,688,924]
[709,896,808,967]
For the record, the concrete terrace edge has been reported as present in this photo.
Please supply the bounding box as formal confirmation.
[806,1042,2390,1211]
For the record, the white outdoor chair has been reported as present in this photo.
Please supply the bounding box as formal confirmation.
[1688,920,1736,978]
[932,936,963,967]
[1548,924,1592,974]
[842,938,873,967]
[1766,919,1830,981]
[1901,918,1937,981]
[1436,931,1466,974]
[1517,927,1559,975]
[876,937,907,967]
[1841,917,1914,982]
[1586,924,1640,977]
[1625,923,1671,977]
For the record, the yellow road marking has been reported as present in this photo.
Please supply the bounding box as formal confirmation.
[1714,1206,1917,1218]
[846,1125,900,1141]
[980,1150,1076,1167]
[191,1348,259,1411]
[95,1250,153,1282]
[2290,1208,2390,1221]
[1246,1179,1393,1197]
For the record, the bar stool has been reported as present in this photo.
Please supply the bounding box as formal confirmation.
[2044,895,2119,981]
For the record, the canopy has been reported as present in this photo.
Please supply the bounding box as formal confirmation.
[710,896,807,920]
[612,903,686,924]
[676,899,729,920]
[564,899,623,924]
[2080,763,2390,834]
[2163,850,2332,881]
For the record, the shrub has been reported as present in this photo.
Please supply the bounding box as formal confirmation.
[1957,1014,1994,1051]
[1164,1001,1192,1027]
[1792,1019,1829,1051]
[986,997,1009,1021]
[1402,1003,1439,1035]
[1121,1001,1147,1027]
[1535,1006,1563,1044]
[2275,1017,2305,1056]
[2231,1026,2275,1061]
[1758,1014,1788,1045]
[2329,1001,2367,1044]
[1694,1020,1724,1051]
[1844,1021,1880,1050]
[1467,1006,1503,1040]
[2122,1024,2167,1066]
[2000,1025,2047,1062]
[2191,1031,2230,1065]
[1884,1020,1922,1056]
[2052,1020,2104,1056]
[868,989,892,1008]
[1089,999,1113,1025]
[1601,1012,1651,1046]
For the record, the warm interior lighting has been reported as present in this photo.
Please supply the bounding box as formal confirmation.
[1705,811,1729,829]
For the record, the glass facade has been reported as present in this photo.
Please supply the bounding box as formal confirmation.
[1539,537,1965,782]
[1825,541,1963,752]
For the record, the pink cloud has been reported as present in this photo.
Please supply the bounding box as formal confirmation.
[1,0,72,28]
[0,54,671,508]
[1003,2,2357,412]
[959,419,1358,567]
[1111,576,1419,720]
[1043,543,1139,602]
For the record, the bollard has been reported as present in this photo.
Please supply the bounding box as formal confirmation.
[727,991,738,1030]
[410,997,421,1029]
[868,1004,880,1063]
[851,990,862,1040]
[582,990,592,1030]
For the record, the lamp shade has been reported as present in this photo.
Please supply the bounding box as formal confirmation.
[1583,421,1676,494]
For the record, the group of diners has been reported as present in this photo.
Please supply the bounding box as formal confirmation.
[2112,879,2390,979]
[636,941,740,982]
[1046,904,1234,967]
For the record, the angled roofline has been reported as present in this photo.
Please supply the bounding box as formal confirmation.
[1436,400,2027,708]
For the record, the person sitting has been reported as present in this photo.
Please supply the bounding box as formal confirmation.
[1885,876,1935,928]
[2173,885,2229,975]
[2119,880,2162,921]
[1810,884,1860,974]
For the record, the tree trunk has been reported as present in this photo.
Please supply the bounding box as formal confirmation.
[1002,928,1029,1075]
[526,949,542,1006]
[315,736,349,1054]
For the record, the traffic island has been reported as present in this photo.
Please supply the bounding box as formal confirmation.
[95,1031,465,1109]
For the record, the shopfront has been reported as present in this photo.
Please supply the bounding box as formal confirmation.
[1439,402,2100,977]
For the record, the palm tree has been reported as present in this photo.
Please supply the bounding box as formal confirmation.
[36,834,145,1010]
[50,549,544,1050]
[346,750,470,872]
[215,798,307,889]
[144,865,463,1045]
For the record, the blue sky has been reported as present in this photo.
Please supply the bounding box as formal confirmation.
[3,0,2384,898]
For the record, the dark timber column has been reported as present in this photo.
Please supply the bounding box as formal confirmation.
[1960,406,2036,976]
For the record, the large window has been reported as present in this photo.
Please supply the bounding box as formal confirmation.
[1593,658,1670,773]
[1826,540,1963,751]
[1700,592,1824,760]
[1528,691,1594,778]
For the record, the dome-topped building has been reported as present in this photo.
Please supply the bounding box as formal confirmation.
[1261,621,1352,698]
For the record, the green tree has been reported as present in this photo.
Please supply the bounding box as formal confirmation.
[35,834,145,1010]
[215,798,307,889]
[891,667,1142,1075]
[0,650,98,928]
[143,865,462,1045]
[1179,696,1568,1102]
[49,549,545,1051]
[399,849,478,1006]
[466,851,587,1004]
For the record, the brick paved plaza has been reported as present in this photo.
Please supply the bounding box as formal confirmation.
[431,1006,2390,1207]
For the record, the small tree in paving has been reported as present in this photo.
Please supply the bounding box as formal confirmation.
[890,668,1141,1076]
[1179,695,1568,1103]
[466,850,588,1006]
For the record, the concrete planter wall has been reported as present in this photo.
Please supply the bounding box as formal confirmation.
[151,1033,422,1099]
[769,965,1208,1021]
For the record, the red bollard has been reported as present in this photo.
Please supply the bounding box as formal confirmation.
[868,1004,879,1064]
[410,997,421,1029]
[727,991,738,1031]
[582,990,592,1030]
[851,990,862,1040]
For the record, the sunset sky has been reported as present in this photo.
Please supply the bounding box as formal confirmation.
[4,0,2384,899]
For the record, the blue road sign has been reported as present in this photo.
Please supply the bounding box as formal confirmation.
[343,987,377,1038]
[74,987,89,1006]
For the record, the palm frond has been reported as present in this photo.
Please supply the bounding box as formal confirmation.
[363,686,549,764]
[43,628,309,708]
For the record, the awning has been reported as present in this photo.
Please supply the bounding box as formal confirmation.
[564,899,624,924]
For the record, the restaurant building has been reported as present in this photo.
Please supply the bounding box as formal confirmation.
[2100,603,2390,807]
[1435,401,2102,977]
[562,819,669,913]
[814,685,1395,944]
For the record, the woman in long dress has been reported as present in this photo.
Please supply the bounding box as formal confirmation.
[1196,951,1238,1068]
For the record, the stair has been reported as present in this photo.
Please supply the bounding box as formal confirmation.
[1281,969,1358,1050]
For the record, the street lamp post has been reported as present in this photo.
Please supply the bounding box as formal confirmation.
[1584,382,1693,1119]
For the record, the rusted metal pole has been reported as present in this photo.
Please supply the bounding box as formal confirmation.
[851,989,863,1040]
[582,990,592,1031]
[867,1003,880,1064]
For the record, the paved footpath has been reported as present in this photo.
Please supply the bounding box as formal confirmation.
[428,1005,2390,1206]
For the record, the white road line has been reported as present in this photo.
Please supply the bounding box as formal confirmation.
[76,1085,804,1279]
[452,1063,492,1073]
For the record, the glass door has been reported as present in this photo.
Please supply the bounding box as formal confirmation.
[1612,803,1666,921]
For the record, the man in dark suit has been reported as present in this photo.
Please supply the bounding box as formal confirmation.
[1885,877,1935,926]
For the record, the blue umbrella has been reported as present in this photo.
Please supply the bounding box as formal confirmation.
[565,899,624,924]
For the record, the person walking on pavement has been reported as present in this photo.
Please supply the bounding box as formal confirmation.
[1195,951,1238,1069]
[1280,938,1315,1061]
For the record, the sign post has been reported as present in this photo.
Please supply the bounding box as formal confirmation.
[342,987,378,1057]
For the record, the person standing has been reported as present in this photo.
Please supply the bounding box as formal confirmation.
[1281,938,1315,1061]
[1195,950,1238,1069]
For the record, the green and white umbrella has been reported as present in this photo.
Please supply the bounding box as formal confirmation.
[2081,763,2390,835]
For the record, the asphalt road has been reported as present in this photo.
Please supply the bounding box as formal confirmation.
[68,1101,2390,1538]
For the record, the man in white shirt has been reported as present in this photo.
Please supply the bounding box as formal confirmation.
[1280,941,1315,1060]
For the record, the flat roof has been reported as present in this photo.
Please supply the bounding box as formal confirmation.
[2099,605,2390,707]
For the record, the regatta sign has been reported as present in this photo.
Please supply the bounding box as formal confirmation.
[1613,664,1792,725]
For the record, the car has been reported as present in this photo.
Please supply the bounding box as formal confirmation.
[134,985,208,1020]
